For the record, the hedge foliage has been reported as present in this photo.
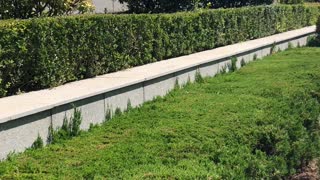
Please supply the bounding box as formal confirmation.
[316,16,320,44]
[0,5,318,97]
[305,0,320,2]
[204,0,274,8]
[119,0,200,13]
[317,15,320,31]
[119,0,306,14]
[119,0,275,13]
[279,0,304,4]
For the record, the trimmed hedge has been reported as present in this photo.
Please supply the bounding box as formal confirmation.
[119,0,274,13]
[315,16,320,44]
[279,0,304,4]
[119,0,200,13]
[305,0,320,2]
[0,5,318,97]
[317,16,320,33]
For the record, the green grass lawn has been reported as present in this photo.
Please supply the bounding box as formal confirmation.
[1,47,320,179]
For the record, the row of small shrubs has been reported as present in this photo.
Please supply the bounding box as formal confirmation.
[0,5,318,98]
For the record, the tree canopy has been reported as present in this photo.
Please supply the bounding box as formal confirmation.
[0,0,94,19]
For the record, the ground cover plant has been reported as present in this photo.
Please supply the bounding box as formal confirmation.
[0,47,320,179]
[0,5,318,98]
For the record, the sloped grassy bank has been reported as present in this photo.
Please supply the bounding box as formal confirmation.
[1,47,320,179]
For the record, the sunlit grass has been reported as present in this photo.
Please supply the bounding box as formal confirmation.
[0,47,320,179]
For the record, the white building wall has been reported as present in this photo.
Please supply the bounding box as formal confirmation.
[93,0,127,13]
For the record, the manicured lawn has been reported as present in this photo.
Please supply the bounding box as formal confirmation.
[1,47,320,179]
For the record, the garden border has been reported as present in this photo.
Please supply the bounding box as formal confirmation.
[0,26,316,160]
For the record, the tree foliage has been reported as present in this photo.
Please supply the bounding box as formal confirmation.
[0,0,94,20]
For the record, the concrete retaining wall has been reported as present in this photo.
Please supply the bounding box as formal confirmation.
[0,26,316,160]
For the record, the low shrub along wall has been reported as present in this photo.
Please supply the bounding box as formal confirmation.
[317,16,320,34]
[314,16,320,45]
[0,5,318,97]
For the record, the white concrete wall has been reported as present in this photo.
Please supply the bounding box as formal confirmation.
[93,0,127,13]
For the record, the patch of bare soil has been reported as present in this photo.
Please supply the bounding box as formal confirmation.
[291,160,319,180]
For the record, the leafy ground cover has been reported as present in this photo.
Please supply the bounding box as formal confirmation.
[1,47,320,179]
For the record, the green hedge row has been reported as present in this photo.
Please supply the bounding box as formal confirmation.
[317,16,320,33]
[279,0,304,4]
[315,16,320,44]
[0,5,318,97]
[119,0,274,13]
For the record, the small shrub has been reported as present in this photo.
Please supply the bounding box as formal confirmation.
[307,36,318,46]
[89,123,94,131]
[105,105,112,121]
[31,134,44,150]
[230,57,238,72]
[71,108,82,137]
[195,70,204,83]
[240,58,246,67]
[126,100,133,112]
[185,76,192,87]
[114,108,122,117]
[219,66,228,75]
[312,17,320,46]
[48,107,83,144]
[174,78,180,90]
